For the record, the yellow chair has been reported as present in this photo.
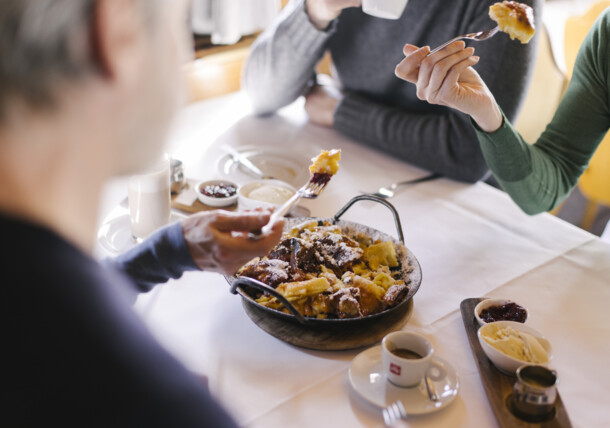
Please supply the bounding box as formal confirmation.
[184,47,250,102]
[564,1,610,230]
[514,23,568,143]
[185,0,328,102]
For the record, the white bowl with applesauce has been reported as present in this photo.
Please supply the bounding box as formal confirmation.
[238,179,296,212]
[478,321,553,375]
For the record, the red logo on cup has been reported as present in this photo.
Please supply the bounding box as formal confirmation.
[390,363,401,376]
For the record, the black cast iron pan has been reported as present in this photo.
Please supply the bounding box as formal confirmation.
[226,195,422,327]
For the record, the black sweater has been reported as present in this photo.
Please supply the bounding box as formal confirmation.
[3,213,237,427]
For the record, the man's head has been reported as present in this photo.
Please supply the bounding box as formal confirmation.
[0,0,191,175]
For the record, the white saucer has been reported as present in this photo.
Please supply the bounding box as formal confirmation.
[216,145,311,187]
[348,345,459,415]
[97,212,185,256]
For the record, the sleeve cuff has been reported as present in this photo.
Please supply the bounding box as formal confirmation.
[471,111,533,182]
[470,114,508,142]
[282,0,336,56]
[334,92,371,135]
[110,221,199,294]
[150,221,199,272]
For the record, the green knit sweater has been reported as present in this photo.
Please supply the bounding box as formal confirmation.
[475,9,610,214]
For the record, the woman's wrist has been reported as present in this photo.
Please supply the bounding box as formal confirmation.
[470,98,503,133]
[305,0,336,30]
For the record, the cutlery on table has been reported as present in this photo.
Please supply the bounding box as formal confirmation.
[362,173,441,199]
[221,145,268,179]
[427,26,499,56]
[382,400,408,427]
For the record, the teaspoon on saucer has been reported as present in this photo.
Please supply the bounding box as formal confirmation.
[425,375,440,402]
[222,145,271,180]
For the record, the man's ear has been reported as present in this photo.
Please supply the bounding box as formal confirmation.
[90,0,145,83]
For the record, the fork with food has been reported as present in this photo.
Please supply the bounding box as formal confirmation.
[251,149,341,238]
[394,1,535,135]
[427,1,535,56]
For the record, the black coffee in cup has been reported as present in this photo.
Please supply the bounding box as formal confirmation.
[391,348,423,359]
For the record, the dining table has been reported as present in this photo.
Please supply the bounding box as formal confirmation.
[95,91,610,428]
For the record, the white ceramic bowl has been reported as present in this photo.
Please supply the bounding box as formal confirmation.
[196,179,239,207]
[474,298,529,327]
[238,179,296,211]
[478,321,553,375]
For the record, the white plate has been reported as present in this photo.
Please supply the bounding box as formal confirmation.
[216,145,311,187]
[348,345,459,414]
[97,212,185,256]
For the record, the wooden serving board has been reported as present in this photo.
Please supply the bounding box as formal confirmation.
[171,178,311,216]
[242,297,413,351]
[460,298,572,428]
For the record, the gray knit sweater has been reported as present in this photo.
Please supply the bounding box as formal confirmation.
[243,0,542,182]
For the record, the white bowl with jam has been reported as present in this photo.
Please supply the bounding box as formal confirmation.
[196,179,239,207]
[474,298,528,327]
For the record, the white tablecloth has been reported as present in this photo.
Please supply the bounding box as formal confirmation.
[96,92,610,428]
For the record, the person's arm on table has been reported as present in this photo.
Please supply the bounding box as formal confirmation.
[394,10,610,214]
[103,210,284,296]
[243,0,360,115]
[333,91,490,182]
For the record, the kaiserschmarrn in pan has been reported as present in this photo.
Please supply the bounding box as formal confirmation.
[237,220,412,319]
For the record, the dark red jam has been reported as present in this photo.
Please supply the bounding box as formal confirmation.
[479,302,527,323]
[311,172,331,186]
[200,182,237,198]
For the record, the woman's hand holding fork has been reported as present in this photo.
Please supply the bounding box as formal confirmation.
[394,41,503,133]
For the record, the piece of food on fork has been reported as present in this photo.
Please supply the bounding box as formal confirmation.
[489,1,535,44]
[308,149,341,186]
[249,149,341,238]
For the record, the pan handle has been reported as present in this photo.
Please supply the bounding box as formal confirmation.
[230,277,307,325]
[333,195,404,243]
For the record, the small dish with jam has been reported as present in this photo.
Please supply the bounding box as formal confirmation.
[474,298,528,326]
[196,179,239,207]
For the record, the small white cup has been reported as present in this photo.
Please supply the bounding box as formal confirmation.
[362,0,408,20]
[237,179,296,212]
[382,331,443,387]
[128,156,171,241]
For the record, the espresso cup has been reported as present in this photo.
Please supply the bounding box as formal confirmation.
[382,331,443,387]
[362,0,408,20]
[128,156,171,241]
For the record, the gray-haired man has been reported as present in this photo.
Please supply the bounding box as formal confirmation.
[2,1,283,425]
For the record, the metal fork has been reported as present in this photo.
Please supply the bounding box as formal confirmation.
[382,400,408,427]
[428,26,499,56]
[363,173,441,199]
[251,177,328,238]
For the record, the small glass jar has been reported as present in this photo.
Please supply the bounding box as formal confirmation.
[170,158,186,194]
[513,365,558,419]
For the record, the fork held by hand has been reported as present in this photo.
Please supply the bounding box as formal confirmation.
[254,178,328,238]
[428,26,499,56]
